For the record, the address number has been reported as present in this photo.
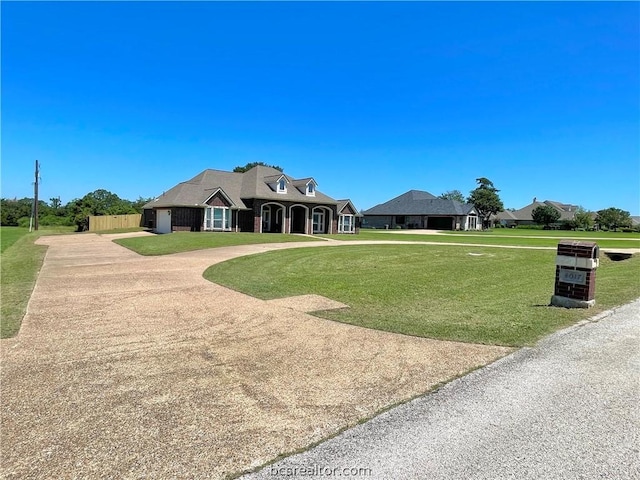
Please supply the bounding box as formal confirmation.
[559,268,587,285]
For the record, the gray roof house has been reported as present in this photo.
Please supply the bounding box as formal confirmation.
[494,198,579,226]
[142,165,360,234]
[362,190,481,230]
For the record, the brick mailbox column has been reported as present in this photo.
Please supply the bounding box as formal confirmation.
[551,240,599,308]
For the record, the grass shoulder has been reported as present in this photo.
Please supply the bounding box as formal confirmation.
[1,226,75,338]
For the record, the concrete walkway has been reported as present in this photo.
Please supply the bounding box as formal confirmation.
[244,299,640,480]
[0,233,510,479]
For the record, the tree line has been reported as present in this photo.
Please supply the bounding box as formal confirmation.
[438,179,634,231]
[1,190,153,231]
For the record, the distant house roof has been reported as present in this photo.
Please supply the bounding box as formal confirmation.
[507,200,578,222]
[144,165,337,210]
[363,190,476,216]
[631,216,640,226]
[495,210,518,221]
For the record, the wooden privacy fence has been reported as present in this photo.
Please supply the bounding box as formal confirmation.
[88,214,142,232]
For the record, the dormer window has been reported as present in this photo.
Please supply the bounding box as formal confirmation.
[277,178,287,193]
[307,183,315,196]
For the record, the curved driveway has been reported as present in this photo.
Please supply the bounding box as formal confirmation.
[1,233,510,479]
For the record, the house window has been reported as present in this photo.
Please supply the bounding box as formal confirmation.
[339,214,354,233]
[277,179,287,193]
[396,216,406,225]
[307,183,315,196]
[205,207,231,231]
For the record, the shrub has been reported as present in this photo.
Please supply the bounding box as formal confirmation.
[515,225,544,230]
[17,217,31,228]
[560,220,575,230]
[39,215,74,226]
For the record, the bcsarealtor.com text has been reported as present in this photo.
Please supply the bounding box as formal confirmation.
[269,464,372,477]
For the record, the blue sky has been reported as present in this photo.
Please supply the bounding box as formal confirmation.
[2,2,639,214]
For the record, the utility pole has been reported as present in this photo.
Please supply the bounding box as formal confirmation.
[34,160,40,231]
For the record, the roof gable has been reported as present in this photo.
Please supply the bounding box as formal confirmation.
[144,165,339,209]
[337,199,360,215]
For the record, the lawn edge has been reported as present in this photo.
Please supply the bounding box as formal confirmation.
[0,235,50,339]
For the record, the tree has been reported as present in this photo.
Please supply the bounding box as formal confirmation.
[439,190,466,203]
[0,198,52,226]
[596,207,631,231]
[50,196,62,211]
[467,178,504,229]
[67,189,137,231]
[572,206,594,230]
[131,196,154,213]
[531,205,561,228]
[233,162,283,173]
[1,198,32,226]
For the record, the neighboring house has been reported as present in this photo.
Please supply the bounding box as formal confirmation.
[142,165,360,234]
[361,190,481,231]
[631,216,640,227]
[494,198,579,227]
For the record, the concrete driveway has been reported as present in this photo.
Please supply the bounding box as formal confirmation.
[1,233,510,479]
[244,299,640,480]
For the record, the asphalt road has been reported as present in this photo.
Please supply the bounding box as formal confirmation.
[243,300,640,480]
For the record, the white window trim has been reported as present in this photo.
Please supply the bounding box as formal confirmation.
[204,206,231,231]
[339,214,355,233]
[306,182,316,197]
[312,211,325,234]
[277,178,287,194]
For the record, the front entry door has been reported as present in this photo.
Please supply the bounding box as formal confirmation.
[312,211,325,234]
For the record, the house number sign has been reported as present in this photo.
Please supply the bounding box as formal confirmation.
[559,268,587,286]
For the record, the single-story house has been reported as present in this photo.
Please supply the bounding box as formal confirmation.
[361,190,481,231]
[142,165,360,235]
[494,198,579,227]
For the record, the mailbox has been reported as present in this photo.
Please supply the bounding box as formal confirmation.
[551,240,599,308]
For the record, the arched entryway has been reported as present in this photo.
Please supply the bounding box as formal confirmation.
[311,206,332,234]
[290,205,309,234]
[261,203,285,233]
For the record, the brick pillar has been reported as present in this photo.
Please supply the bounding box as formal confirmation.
[253,201,262,233]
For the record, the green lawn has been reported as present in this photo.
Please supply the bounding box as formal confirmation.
[114,231,322,255]
[323,230,640,249]
[1,227,30,253]
[204,244,640,347]
[446,228,640,238]
[1,226,75,338]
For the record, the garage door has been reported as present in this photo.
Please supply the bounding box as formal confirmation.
[427,216,454,230]
[156,209,172,234]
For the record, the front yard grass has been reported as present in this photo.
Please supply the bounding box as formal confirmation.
[204,244,640,347]
[114,231,321,256]
[1,226,75,338]
[323,230,640,249]
[1,227,30,253]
